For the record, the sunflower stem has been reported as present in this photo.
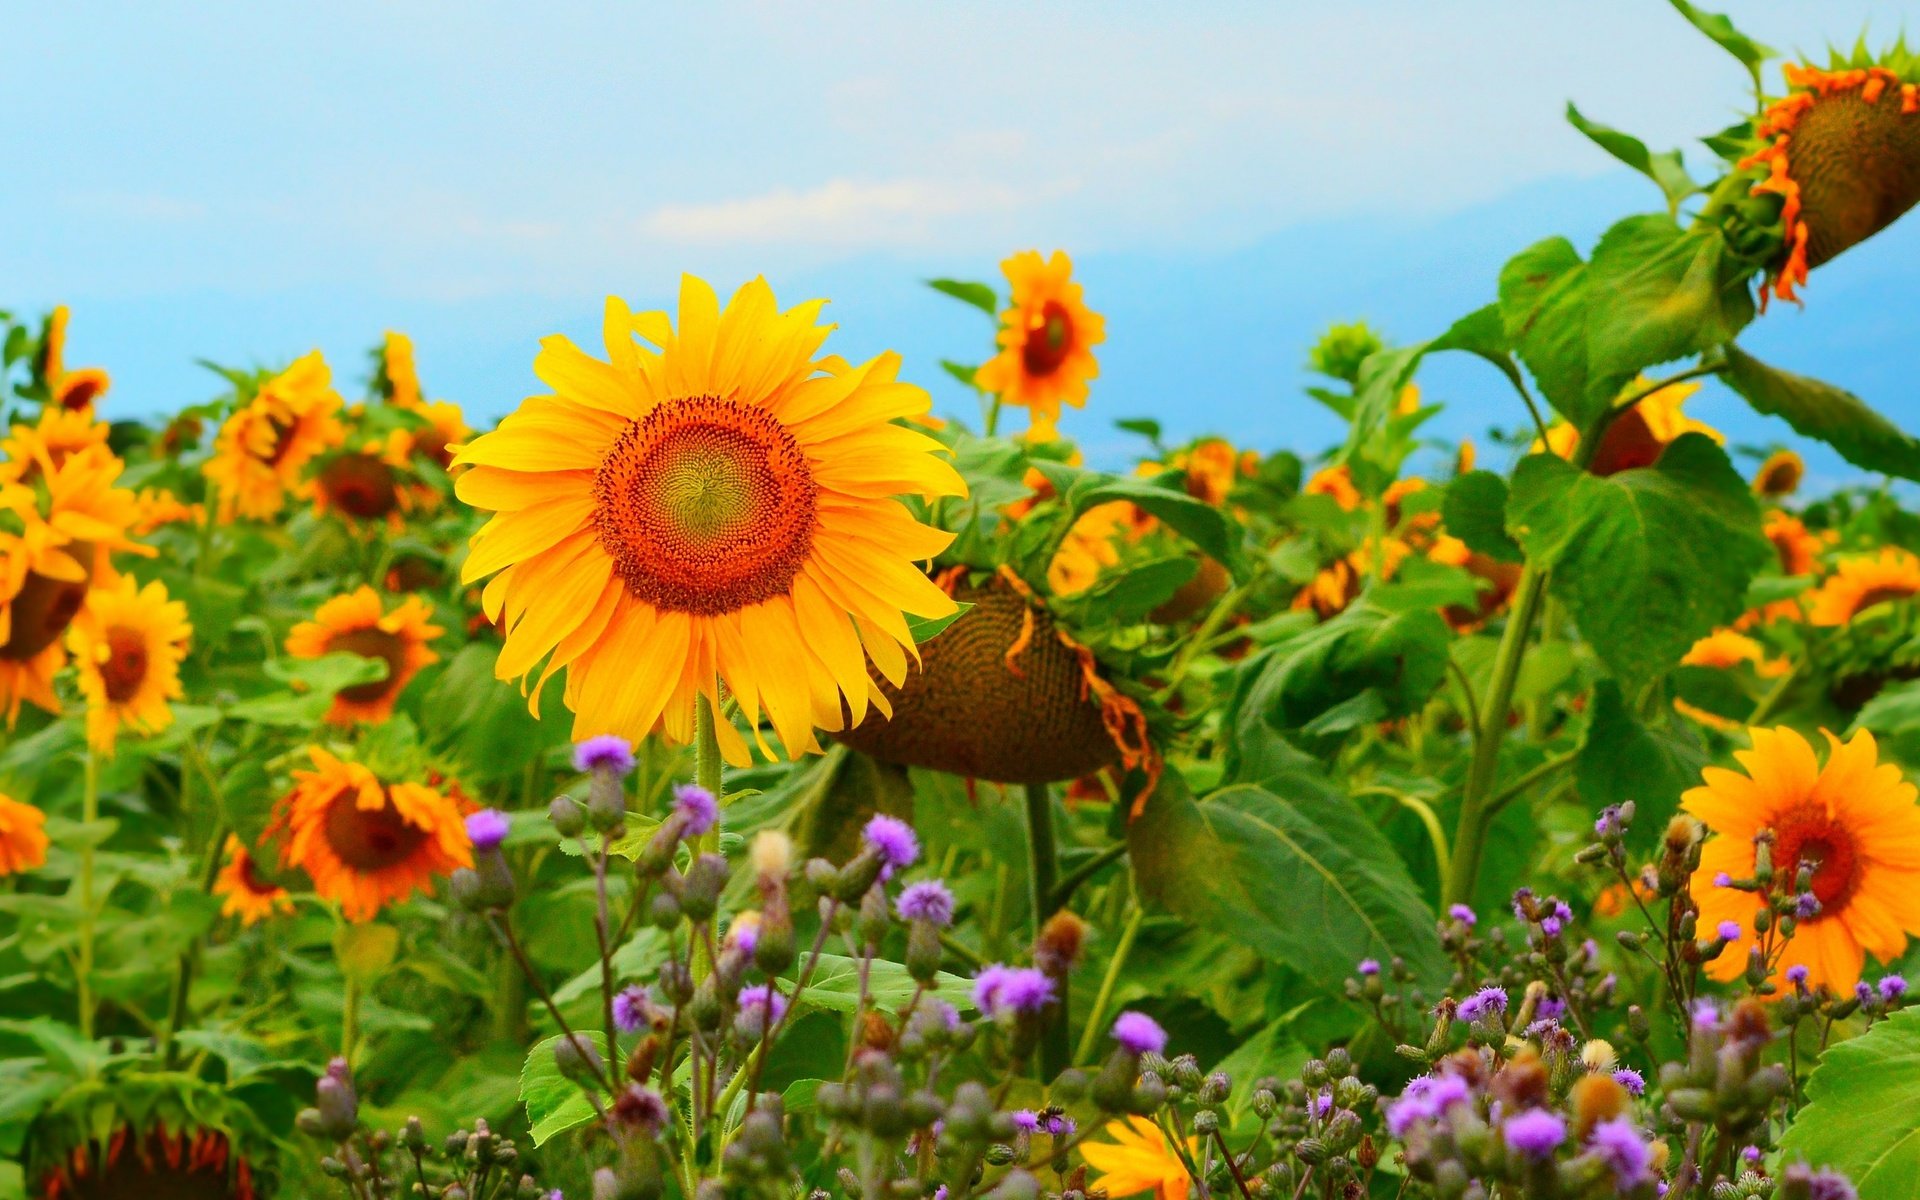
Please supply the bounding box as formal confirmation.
[1075,901,1143,1066]
[695,695,725,851]
[77,744,99,1042]
[1022,781,1068,1079]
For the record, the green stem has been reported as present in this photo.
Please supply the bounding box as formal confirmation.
[1158,581,1252,700]
[77,746,99,1041]
[161,821,229,1067]
[1074,903,1144,1066]
[1748,662,1801,727]
[1022,782,1067,1079]
[1354,787,1450,893]
[1483,749,1579,819]
[695,695,725,845]
[342,976,361,1067]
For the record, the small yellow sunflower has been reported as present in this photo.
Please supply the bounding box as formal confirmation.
[1765,511,1825,577]
[313,431,435,528]
[264,747,471,922]
[213,835,292,926]
[1080,1116,1198,1200]
[1675,630,1787,729]
[131,488,203,535]
[1292,538,1410,619]
[284,586,442,724]
[1688,726,1920,992]
[203,352,345,522]
[1170,438,1242,508]
[1806,547,1920,626]
[1048,502,1130,597]
[973,250,1105,440]
[37,305,112,413]
[453,277,964,763]
[1754,449,1805,498]
[0,793,49,877]
[407,399,469,471]
[67,574,192,754]
[0,409,112,486]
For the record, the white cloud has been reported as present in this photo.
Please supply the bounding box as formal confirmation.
[639,177,1073,246]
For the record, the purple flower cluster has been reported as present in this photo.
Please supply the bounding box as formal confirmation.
[896,880,956,927]
[1586,1117,1652,1187]
[1882,974,1909,1001]
[572,734,635,776]
[1356,958,1381,977]
[1457,986,1509,1023]
[1502,1109,1566,1159]
[673,784,718,836]
[973,964,1054,1016]
[613,985,655,1034]
[738,984,789,1025]
[1448,904,1477,926]
[465,808,510,852]
[1011,1110,1075,1137]
[1110,1011,1167,1055]
[1611,1068,1645,1097]
[1715,920,1743,941]
[1385,1072,1471,1136]
[863,815,920,874]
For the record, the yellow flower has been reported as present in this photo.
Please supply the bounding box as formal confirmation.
[1687,726,1920,992]
[213,835,293,926]
[68,574,192,754]
[0,793,49,877]
[1303,463,1362,511]
[203,351,346,521]
[285,586,442,725]
[264,747,471,922]
[1536,379,1720,476]
[1080,1116,1197,1200]
[1168,438,1242,508]
[1805,547,1920,625]
[383,330,424,409]
[974,250,1105,439]
[0,408,112,485]
[1675,630,1787,729]
[408,398,470,471]
[453,277,964,763]
[1765,511,1825,578]
[131,487,204,535]
[1048,501,1130,596]
[1754,449,1804,498]
[38,304,112,412]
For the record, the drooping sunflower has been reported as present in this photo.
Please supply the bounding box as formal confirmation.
[212,835,292,926]
[313,431,437,528]
[36,305,112,413]
[453,277,964,763]
[67,574,192,754]
[203,351,345,521]
[1080,1115,1199,1200]
[1753,449,1804,498]
[1737,58,1920,305]
[1806,547,1920,626]
[1688,726,1920,991]
[264,747,470,922]
[285,586,442,724]
[0,793,49,876]
[1537,378,1721,476]
[973,250,1105,440]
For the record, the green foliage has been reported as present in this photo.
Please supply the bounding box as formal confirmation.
[926,278,999,317]
[1778,1007,1920,1196]
[1574,680,1709,849]
[519,1032,609,1146]
[1721,345,1920,482]
[1256,602,1451,737]
[1442,471,1524,563]
[1565,103,1698,214]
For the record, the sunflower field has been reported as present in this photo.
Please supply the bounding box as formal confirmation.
[11,7,1920,1200]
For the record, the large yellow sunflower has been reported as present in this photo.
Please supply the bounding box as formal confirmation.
[1080,1116,1198,1200]
[264,747,470,922]
[453,277,964,763]
[0,793,49,877]
[973,251,1105,440]
[284,586,441,724]
[68,574,192,754]
[212,835,292,926]
[1806,547,1920,626]
[203,352,345,521]
[1688,726,1920,992]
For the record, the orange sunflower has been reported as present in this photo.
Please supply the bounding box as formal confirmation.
[203,352,345,521]
[285,587,441,724]
[131,488,203,535]
[1303,463,1362,510]
[213,835,292,925]
[0,793,49,876]
[453,277,964,763]
[1080,1116,1198,1200]
[1806,547,1920,626]
[0,408,112,485]
[381,331,470,469]
[382,331,424,409]
[1049,501,1131,597]
[1754,449,1804,498]
[973,250,1105,441]
[37,305,111,412]
[1688,726,1920,991]
[67,575,192,754]
[1765,511,1825,577]
[264,747,470,922]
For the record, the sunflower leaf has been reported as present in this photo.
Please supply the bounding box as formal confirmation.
[1582,215,1752,410]
[1720,345,1920,482]
[1443,471,1524,564]
[1565,103,1699,214]
[1032,461,1238,569]
[1506,435,1770,688]
[1575,680,1708,851]
[1667,0,1776,74]
[927,279,999,318]
[907,603,972,646]
[1498,237,1602,427]
[1777,1006,1920,1197]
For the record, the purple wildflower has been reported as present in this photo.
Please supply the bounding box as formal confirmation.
[465,808,510,852]
[1011,1110,1041,1133]
[1787,963,1810,988]
[1782,1164,1859,1200]
[612,985,654,1034]
[1797,892,1821,918]
[1716,920,1742,941]
[1713,871,1733,887]
[1111,1011,1168,1055]
[1856,981,1875,1006]
[614,1085,670,1135]
[1690,998,1721,1032]
[1612,1068,1646,1097]
[1356,958,1381,977]
[737,984,789,1025]
[863,814,920,873]
[1594,806,1622,838]
[572,735,635,776]
[897,880,956,927]
[1385,1073,1471,1136]
[1881,974,1909,1001]
[1042,1114,1075,1137]
[973,964,1054,1016]
[1741,1145,1763,1164]
[727,915,760,956]
[1309,1089,1334,1120]
[1537,995,1566,1021]
[1458,986,1509,1022]
[1587,1116,1652,1187]
[673,784,718,836]
[1503,1109,1567,1159]
[1448,903,1477,926]
[972,964,1013,1011]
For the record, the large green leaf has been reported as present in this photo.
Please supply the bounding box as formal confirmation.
[1507,435,1769,688]
[782,954,974,1016]
[519,1032,608,1147]
[1667,0,1775,74]
[1498,237,1601,427]
[1582,215,1752,408]
[1258,603,1451,737]
[1130,776,1447,991]
[1778,1007,1920,1196]
[1341,306,1519,471]
[1574,680,1708,851]
[1565,104,1698,214]
[1721,345,1920,482]
[1443,471,1524,563]
[1032,461,1237,567]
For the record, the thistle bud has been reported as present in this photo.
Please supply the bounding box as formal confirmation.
[315,1069,359,1140]
[549,794,587,838]
[554,1033,604,1084]
[1033,911,1090,977]
[679,853,727,922]
[587,771,627,834]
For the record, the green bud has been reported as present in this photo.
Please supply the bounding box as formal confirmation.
[553,1034,604,1085]
[548,794,586,838]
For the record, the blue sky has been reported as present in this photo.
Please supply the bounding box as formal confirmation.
[8,0,1920,485]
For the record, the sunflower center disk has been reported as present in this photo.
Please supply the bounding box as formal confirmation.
[1022,302,1075,377]
[323,789,430,871]
[100,627,151,703]
[328,627,410,704]
[1773,815,1862,910]
[593,396,818,616]
[0,562,92,661]
[321,453,399,519]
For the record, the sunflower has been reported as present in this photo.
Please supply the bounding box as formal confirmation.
[313,431,436,528]
[1292,538,1411,620]
[1683,629,1787,674]
[264,747,470,922]
[36,305,112,413]
[1688,726,1920,992]
[1537,379,1720,476]
[453,277,964,763]
[203,351,345,522]
[67,574,192,754]
[1080,1116,1198,1200]
[1169,438,1243,507]
[0,408,112,485]
[1738,60,1920,305]
[37,1123,256,1200]
[382,330,424,409]
[1303,463,1362,510]
[1765,511,1825,577]
[285,586,442,724]
[212,836,292,926]
[0,793,49,877]
[973,250,1105,440]
[1048,501,1131,597]
[407,399,469,470]
[1806,547,1920,626]
[1754,449,1804,498]
[132,488,204,535]
[1427,534,1523,631]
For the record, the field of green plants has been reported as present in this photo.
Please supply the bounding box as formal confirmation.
[8,5,1920,1199]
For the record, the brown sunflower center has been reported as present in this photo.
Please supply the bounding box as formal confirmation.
[1790,83,1920,269]
[320,453,399,519]
[100,627,150,702]
[261,415,301,466]
[1773,813,1863,911]
[1758,459,1802,497]
[1851,583,1919,617]
[0,557,93,662]
[327,626,409,703]
[592,395,818,616]
[235,852,278,896]
[1022,302,1075,378]
[323,787,429,872]
[58,372,107,412]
